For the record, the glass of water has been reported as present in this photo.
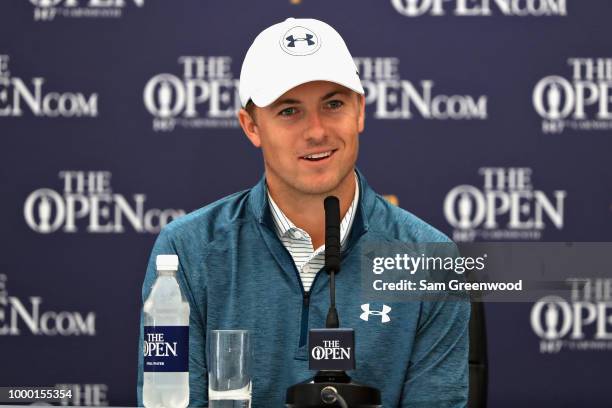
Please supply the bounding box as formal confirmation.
[207,330,252,408]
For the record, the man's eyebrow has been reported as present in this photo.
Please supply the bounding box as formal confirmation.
[269,89,352,110]
[269,98,301,110]
[321,89,350,100]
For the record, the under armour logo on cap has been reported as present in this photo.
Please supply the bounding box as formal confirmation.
[285,33,315,47]
[360,304,392,323]
[280,26,321,56]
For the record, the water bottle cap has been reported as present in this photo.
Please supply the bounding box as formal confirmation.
[156,254,179,271]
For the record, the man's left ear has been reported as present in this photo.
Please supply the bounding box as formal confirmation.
[357,94,365,133]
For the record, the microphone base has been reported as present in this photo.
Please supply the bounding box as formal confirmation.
[285,374,381,408]
[314,370,351,383]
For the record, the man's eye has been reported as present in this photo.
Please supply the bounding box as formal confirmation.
[326,100,344,110]
[279,107,297,116]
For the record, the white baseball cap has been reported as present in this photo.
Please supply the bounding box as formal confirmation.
[239,17,364,108]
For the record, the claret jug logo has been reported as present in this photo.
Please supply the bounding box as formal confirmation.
[533,58,612,134]
[30,0,145,21]
[144,56,240,131]
[391,0,567,17]
[444,167,566,241]
[23,171,185,234]
[0,55,98,118]
[532,279,612,353]
[354,57,487,121]
[309,329,355,371]
[144,332,178,358]
[311,341,352,360]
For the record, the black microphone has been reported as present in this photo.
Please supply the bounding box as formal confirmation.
[324,196,340,328]
[285,195,382,408]
[315,196,350,382]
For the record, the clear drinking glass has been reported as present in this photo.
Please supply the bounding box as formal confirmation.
[207,330,252,408]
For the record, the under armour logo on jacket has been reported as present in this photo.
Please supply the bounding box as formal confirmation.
[360,304,392,323]
[285,34,315,48]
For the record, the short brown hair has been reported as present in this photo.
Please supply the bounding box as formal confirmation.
[245,99,257,123]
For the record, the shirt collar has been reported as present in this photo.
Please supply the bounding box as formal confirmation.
[249,167,374,249]
[266,172,360,248]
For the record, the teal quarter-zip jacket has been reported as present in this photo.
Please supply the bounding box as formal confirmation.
[137,169,470,407]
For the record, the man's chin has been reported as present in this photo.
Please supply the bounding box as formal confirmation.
[295,174,346,196]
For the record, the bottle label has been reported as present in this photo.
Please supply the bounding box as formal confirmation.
[143,326,189,372]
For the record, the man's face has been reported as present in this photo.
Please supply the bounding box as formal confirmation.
[239,81,365,196]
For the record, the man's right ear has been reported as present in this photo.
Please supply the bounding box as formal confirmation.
[238,108,261,148]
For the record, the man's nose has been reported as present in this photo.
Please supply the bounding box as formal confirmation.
[303,110,326,141]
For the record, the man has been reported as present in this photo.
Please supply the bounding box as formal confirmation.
[138,18,469,407]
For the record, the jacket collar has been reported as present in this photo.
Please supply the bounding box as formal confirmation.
[248,168,375,246]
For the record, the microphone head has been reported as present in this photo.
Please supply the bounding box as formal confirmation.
[324,195,340,216]
[324,196,341,274]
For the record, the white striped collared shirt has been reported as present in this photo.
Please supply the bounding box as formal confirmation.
[267,173,359,292]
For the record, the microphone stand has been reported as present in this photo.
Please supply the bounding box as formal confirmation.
[315,196,348,385]
[285,196,381,408]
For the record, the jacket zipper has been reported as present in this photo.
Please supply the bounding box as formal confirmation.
[297,264,329,348]
[299,291,310,348]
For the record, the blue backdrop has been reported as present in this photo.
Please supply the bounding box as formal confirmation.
[1,0,611,406]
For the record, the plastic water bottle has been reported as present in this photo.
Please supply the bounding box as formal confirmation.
[143,254,190,408]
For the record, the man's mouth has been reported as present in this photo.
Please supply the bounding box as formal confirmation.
[300,149,337,162]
